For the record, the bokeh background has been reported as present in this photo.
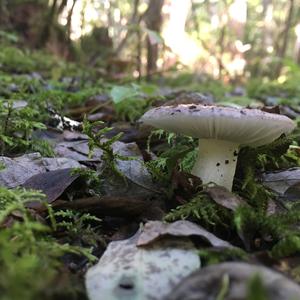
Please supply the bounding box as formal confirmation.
[1,0,300,84]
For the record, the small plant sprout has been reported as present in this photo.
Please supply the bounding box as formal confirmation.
[140,104,295,191]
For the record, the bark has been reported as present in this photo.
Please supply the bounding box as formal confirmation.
[274,0,295,77]
[66,0,78,41]
[57,0,68,15]
[295,23,300,65]
[115,0,141,55]
[262,0,273,48]
[36,0,58,47]
[144,0,164,80]
[136,27,142,81]
[0,0,10,27]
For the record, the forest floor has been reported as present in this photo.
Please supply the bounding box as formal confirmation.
[2,42,300,300]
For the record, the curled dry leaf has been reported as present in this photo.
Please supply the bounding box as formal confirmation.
[137,220,233,248]
[165,262,300,300]
[85,231,200,300]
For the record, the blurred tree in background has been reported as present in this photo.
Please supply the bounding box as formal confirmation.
[1,0,300,82]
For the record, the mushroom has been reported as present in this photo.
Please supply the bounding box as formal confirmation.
[140,104,295,191]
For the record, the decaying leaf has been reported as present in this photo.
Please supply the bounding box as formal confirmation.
[137,220,233,248]
[0,153,81,188]
[165,262,300,300]
[22,168,79,203]
[54,140,103,162]
[205,186,248,211]
[54,138,158,198]
[262,168,300,198]
[85,231,200,300]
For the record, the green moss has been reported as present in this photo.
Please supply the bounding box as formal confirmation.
[0,187,98,300]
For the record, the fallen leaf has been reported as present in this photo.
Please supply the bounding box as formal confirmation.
[54,140,103,162]
[137,220,233,248]
[85,231,200,300]
[165,262,300,300]
[0,153,81,188]
[205,186,248,211]
[22,168,79,203]
[55,139,159,198]
[3,100,28,109]
[262,168,300,197]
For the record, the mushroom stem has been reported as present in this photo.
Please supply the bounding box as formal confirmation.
[192,139,240,191]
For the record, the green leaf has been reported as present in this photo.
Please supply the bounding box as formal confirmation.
[143,28,164,45]
[110,86,138,104]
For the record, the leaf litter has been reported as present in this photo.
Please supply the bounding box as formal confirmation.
[2,48,300,300]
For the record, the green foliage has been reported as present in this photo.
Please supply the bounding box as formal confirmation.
[71,168,101,190]
[271,236,300,258]
[165,191,232,228]
[110,83,159,121]
[0,100,51,155]
[199,247,247,266]
[163,132,300,257]
[0,30,19,44]
[216,274,229,300]
[0,187,46,221]
[30,138,55,157]
[161,72,228,99]
[30,87,102,112]
[246,274,268,300]
[0,47,35,73]
[236,136,293,207]
[232,135,300,253]
[0,187,96,300]
[247,61,300,101]
[146,130,196,182]
[0,43,93,79]
[54,209,103,246]
[83,118,136,180]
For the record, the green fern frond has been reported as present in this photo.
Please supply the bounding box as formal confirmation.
[271,235,300,258]
[165,192,232,227]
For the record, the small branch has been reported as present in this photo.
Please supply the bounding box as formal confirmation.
[53,196,154,217]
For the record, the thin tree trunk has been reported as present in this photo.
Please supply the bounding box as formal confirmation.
[145,0,164,81]
[36,0,58,47]
[262,0,273,49]
[274,0,294,77]
[57,0,68,15]
[115,0,141,55]
[0,0,10,27]
[66,0,77,41]
[136,27,142,81]
[296,23,300,64]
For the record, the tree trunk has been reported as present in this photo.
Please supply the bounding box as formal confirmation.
[0,0,10,27]
[145,0,164,80]
[115,0,141,55]
[36,0,58,47]
[274,0,294,77]
[66,0,77,41]
[262,0,273,49]
[136,27,142,81]
[57,0,68,16]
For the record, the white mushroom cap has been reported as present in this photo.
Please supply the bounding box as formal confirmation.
[141,104,295,147]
